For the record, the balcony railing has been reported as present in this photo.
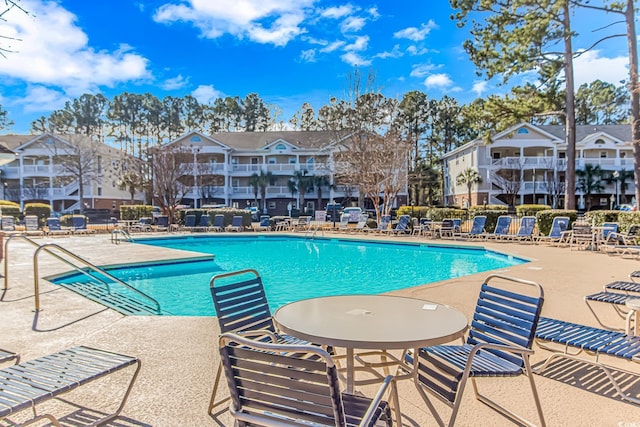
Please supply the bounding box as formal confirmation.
[492,156,630,170]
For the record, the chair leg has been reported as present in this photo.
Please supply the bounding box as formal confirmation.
[208,362,230,414]
[471,358,546,427]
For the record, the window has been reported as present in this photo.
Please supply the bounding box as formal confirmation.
[517,128,529,134]
[97,187,102,196]
[232,179,239,189]
[621,152,627,158]
[493,152,501,160]
[558,152,566,159]
[231,158,238,164]
[190,136,201,142]
[97,156,102,173]
[268,201,276,209]
[268,158,276,164]
[275,143,286,150]
[595,139,605,145]
[289,157,296,164]
[600,152,607,158]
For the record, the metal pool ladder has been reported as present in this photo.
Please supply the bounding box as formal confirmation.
[3,235,161,315]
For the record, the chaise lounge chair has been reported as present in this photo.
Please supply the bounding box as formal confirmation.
[458,215,486,239]
[218,332,395,427]
[23,215,44,237]
[500,215,536,242]
[0,346,140,426]
[71,215,96,234]
[535,216,570,245]
[45,217,71,236]
[384,214,410,235]
[226,215,244,232]
[480,215,512,240]
[254,214,270,231]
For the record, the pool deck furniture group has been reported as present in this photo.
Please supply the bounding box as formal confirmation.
[2,232,640,425]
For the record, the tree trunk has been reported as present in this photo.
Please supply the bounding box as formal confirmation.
[626,0,640,205]
[563,2,577,210]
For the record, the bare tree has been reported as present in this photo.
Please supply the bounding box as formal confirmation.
[0,0,29,58]
[152,145,192,222]
[48,135,108,213]
[492,159,524,208]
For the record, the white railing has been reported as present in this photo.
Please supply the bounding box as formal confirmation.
[492,156,630,170]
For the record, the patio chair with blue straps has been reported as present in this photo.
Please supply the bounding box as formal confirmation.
[155,215,169,231]
[481,215,512,240]
[218,332,395,427]
[458,215,486,239]
[45,217,71,236]
[210,214,225,232]
[535,216,570,245]
[254,214,270,231]
[71,215,96,234]
[226,215,244,232]
[406,274,545,427]
[183,214,197,231]
[384,214,410,235]
[500,216,537,242]
[208,269,322,414]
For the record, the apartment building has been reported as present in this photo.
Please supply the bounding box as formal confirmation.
[442,122,635,209]
[164,130,405,215]
[0,133,138,213]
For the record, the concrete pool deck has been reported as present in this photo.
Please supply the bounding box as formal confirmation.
[1,231,639,426]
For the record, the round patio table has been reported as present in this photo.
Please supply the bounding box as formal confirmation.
[273,294,468,393]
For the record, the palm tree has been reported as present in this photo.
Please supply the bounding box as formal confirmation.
[248,174,260,206]
[311,174,331,209]
[118,171,145,202]
[456,167,482,207]
[254,170,275,213]
[577,164,604,210]
[287,179,297,214]
[293,170,313,212]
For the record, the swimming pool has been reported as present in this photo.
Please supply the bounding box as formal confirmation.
[50,235,527,316]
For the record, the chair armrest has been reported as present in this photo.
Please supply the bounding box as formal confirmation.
[236,329,279,342]
[351,374,394,427]
[469,342,535,358]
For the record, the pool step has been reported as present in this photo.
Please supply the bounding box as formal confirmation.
[59,281,164,316]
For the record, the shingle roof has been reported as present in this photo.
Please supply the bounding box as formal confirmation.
[539,124,632,142]
[210,130,347,150]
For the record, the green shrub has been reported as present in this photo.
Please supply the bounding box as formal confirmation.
[178,207,252,227]
[397,205,430,219]
[616,211,640,232]
[59,214,89,227]
[535,209,578,236]
[516,204,551,217]
[584,210,619,226]
[120,205,154,220]
[424,207,468,221]
[23,203,52,226]
[0,200,20,219]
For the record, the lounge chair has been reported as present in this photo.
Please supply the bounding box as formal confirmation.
[23,215,44,237]
[535,216,570,245]
[155,215,169,231]
[385,214,410,235]
[336,213,351,232]
[0,216,19,234]
[437,218,456,239]
[411,218,432,237]
[254,214,270,231]
[407,274,545,427]
[0,348,18,365]
[196,214,211,232]
[71,215,96,234]
[568,222,594,250]
[130,216,153,232]
[183,214,197,231]
[604,224,640,246]
[0,346,140,426]
[210,214,225,232]
[349,213,370,233]
[45,217,71,236]
[480,215,512,240]
[370,214,392,233]
[293,215,312,232]
[534,317,640,404]
[218,332,395,427]
[458,215,486,239]
[500,215,536,242]
[208,269,319,414]
[226,215,244,232]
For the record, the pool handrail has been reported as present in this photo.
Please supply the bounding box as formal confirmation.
[31,242,162,314]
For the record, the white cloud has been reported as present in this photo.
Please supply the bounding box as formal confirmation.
[343,36,368,52]
[154,0,314,47]
[0,1,150,95]
[367,7,380,19]
[572,49,628,87]
[162,74,189,90]
[394,20,438,42]
[410,63,439,78]
[300,49,317,62]
[406,45,429,56]
[375,44,403,59]
[341,16,366,33]
[424,73,452,89]
[15,85,69,113]
[320,40,345,53]
[320,5,353,19]
[340,52,371,66]
[472,81,488,96]
[192,84,224,104]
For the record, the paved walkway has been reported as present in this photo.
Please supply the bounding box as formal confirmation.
[1,231,639,426]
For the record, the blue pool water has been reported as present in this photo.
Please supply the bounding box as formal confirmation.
[51,236,526,316]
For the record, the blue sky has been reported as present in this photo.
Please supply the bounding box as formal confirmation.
[0,0,634,134]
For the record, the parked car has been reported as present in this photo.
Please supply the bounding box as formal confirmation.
[325,203,342,221]
[341,207,363,223]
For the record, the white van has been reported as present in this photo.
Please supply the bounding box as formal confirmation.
[341,207,363,223]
